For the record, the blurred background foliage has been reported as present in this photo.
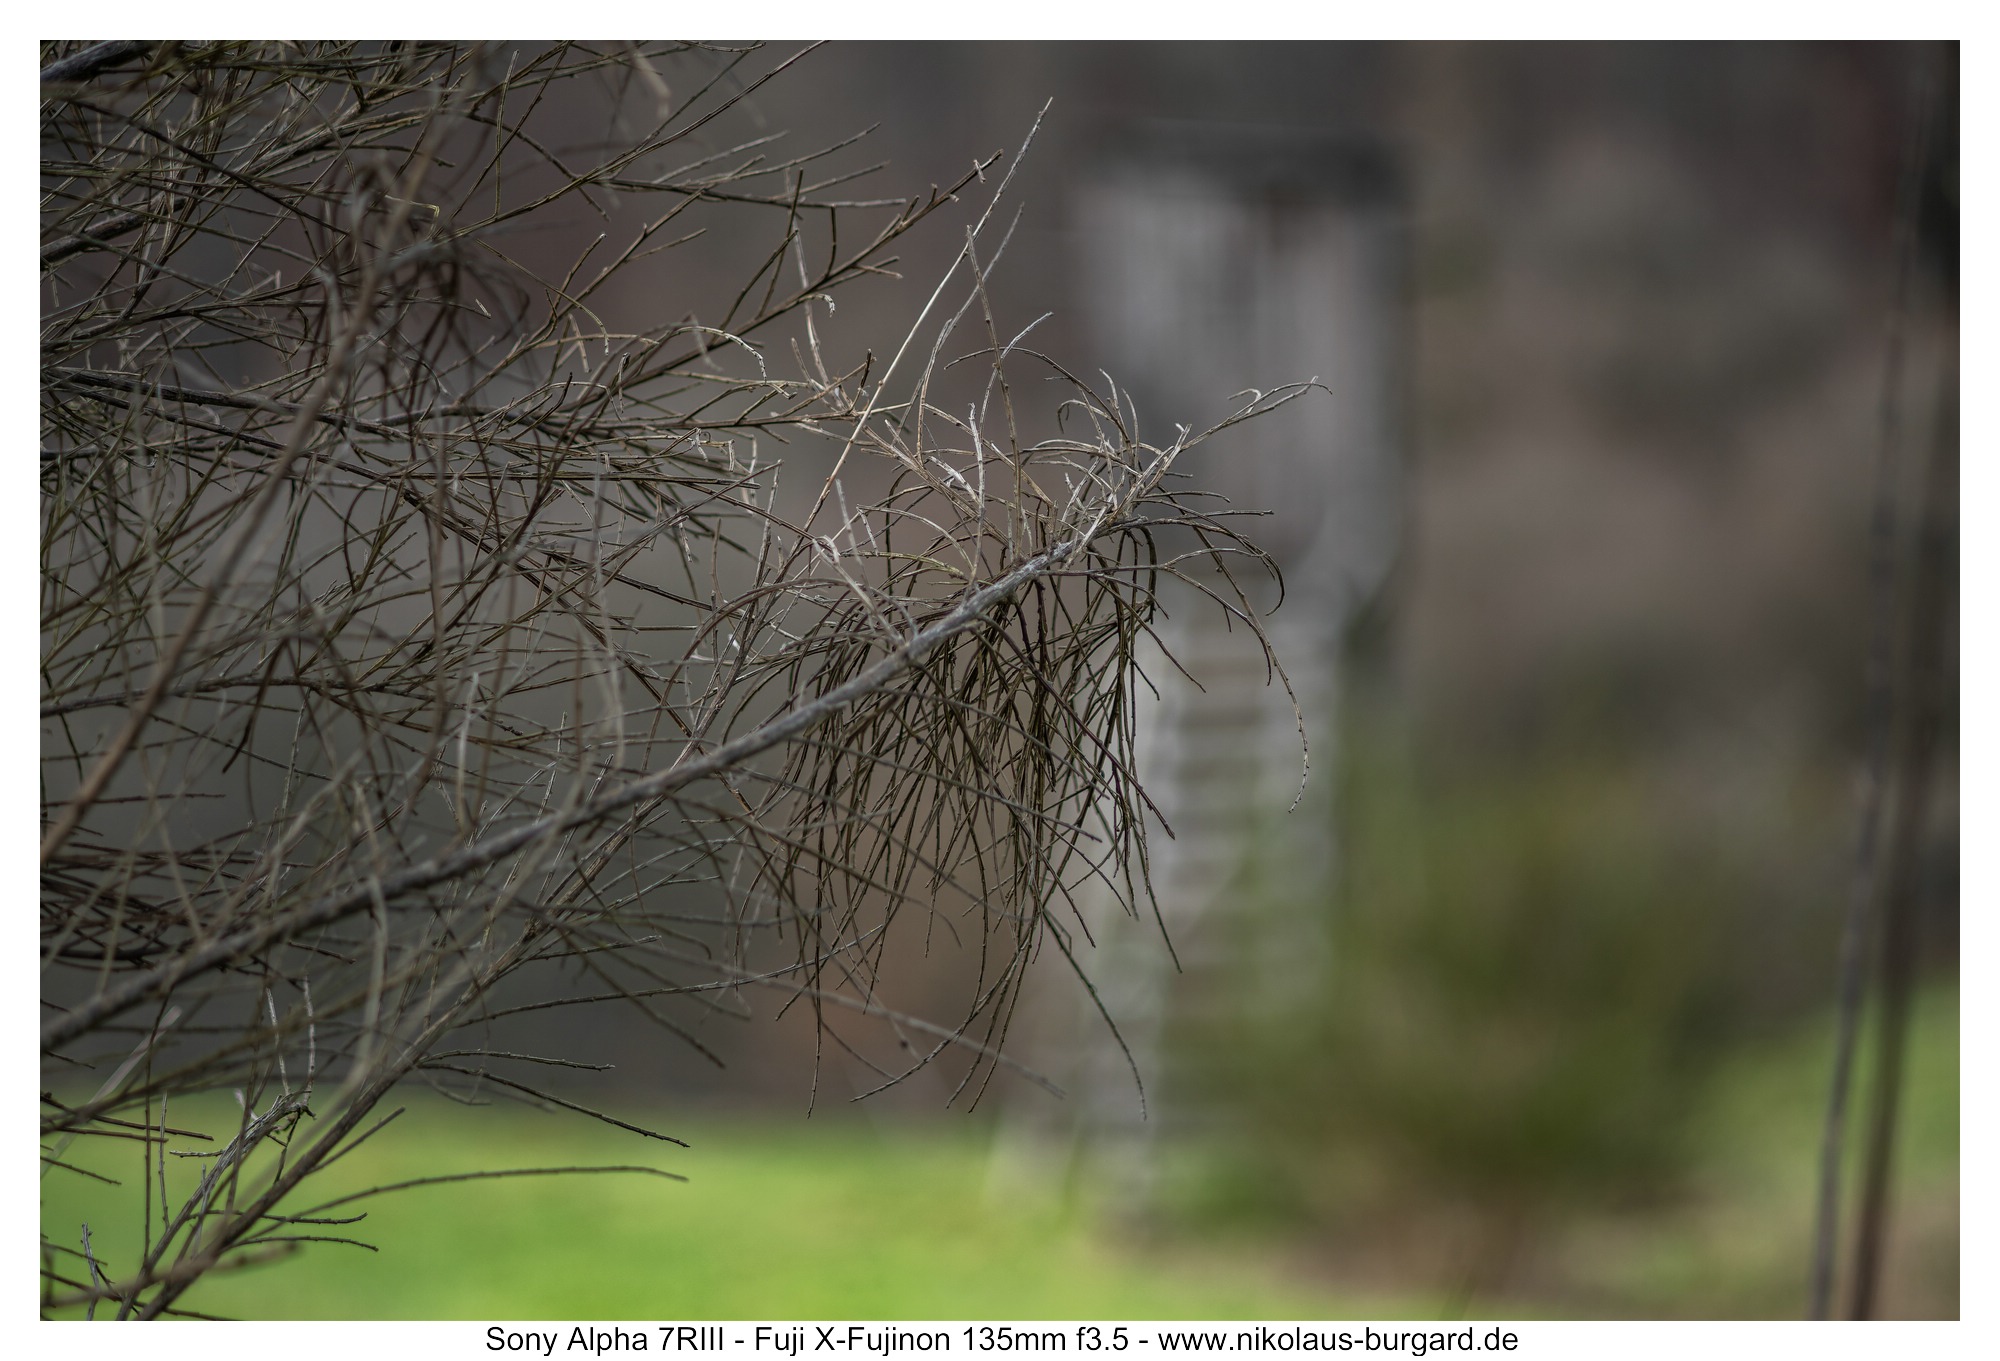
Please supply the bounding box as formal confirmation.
[1209,735,1743,1214]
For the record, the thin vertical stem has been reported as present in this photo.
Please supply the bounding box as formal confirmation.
[1808,41,1942,1321]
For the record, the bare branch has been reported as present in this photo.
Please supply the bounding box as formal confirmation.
[40,41,1298,1317]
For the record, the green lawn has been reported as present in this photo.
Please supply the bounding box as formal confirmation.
[42,983,1955,1320]
[41,1101,1425,1320]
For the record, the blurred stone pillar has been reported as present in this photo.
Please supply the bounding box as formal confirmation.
[993,123,1406,1211]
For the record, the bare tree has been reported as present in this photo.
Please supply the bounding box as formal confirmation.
[40,41,1302,1317]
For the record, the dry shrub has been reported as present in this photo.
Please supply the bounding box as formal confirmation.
[40,41,1299,1316]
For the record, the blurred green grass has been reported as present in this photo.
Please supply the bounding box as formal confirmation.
[41,983,1954,1320]
[40,1100,1423,1319]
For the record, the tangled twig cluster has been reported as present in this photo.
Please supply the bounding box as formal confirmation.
[40,41,1301,1316]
